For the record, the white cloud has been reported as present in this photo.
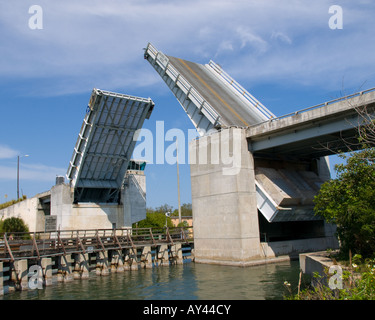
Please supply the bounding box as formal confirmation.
[0,145,19,159]
[236,26,268,53]
[271,32,292,45]
[0,163,66,182]
[0,0,374,95]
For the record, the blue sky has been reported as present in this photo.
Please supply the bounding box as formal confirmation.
[0,0,375,210]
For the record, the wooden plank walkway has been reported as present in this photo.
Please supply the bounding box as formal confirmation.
[0,227,193,262]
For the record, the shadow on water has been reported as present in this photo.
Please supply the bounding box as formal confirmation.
[1,260,300,300]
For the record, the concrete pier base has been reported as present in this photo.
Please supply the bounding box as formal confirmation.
[11,260,28,290]
[158,245,170,267]
[0,262,3,296]
[129,249,139,271]
[111,250,125,272]
[58,255,73,282]
[190,128,262,266]
[170,243,183,265]
[73,254,90,279]
[123,249,132,271]
[96,251,110,276]
[142,246,153,269]
[41,258,53,286]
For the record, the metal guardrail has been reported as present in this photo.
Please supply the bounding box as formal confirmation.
[207,60,276,121]
[145,42,223,128]
[0,227,194,262]
[250,87,375,127]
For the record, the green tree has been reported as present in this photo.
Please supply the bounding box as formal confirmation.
[155,203,174,214]
[134,212,173,229]
[172,203,192,217]
[0,217,30,237]
[314,148,375,258]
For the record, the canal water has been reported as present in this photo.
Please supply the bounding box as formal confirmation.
[1,260,300,300]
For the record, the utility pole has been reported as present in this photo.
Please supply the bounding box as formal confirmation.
[17,154,29,199]
[176,138,182,224]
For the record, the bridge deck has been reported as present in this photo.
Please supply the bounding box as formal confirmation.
[167,56,266,127]
[247,88,375,158]
[0,227,193,262]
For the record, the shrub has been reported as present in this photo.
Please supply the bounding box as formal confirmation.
[0,217,30,237]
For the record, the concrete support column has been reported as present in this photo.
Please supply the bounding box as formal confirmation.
[141,246,153,269]
[11,260,28,290]
[81,254,90,279]
[130,249,139,271]
[171,243,183,265]
[58,255,73,282]
[190,128,261,266]
[111,250,125,273]
[73,253,90,279]
[96,251,109,276]
[40,258,53,286]
[190,248,195,262]
[0,262,3,296]
[123,249,131,271]
[158,245,169,267]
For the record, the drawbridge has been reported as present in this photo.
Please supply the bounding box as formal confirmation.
[144,43,328,224]
[66,88,154,203]
[145,42,375,225]
[144,43,274,136]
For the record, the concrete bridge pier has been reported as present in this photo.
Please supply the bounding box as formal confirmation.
[11,260,28,290]
[190,128,262,266]
[73,253,89,279]
[111,250,125,272]
[58,255,74,282]
[96,251,110,276]
[170,243,183,265]
[40,257,53,285]
[0,262,4,295]
[130,249,140,271]
[141,246,153,269]
[157,245,170,267]
[123,249,132,271]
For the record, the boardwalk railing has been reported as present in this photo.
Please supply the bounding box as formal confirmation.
[0,227,194,262]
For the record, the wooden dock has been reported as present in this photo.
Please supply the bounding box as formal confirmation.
[0,227,194,295]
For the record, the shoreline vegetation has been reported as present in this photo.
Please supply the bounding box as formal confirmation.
[0,195,27,211]
[284,251,375,300]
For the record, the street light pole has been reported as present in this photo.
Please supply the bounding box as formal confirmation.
[176,138,182,225]
[17,154,29,200]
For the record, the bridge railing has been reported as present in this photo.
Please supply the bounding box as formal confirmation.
[145,42,222,128]
[0,226,194,262]
[250,86,375,127]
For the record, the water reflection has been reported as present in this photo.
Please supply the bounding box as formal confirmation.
[1,260,299,300]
